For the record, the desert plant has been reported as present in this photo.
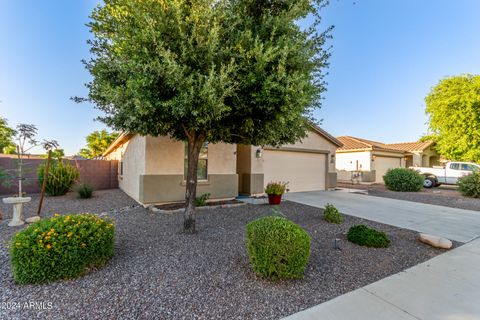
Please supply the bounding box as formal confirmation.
[76,183,94,199]
[265,181,289,195]
[10,213,115,284]
[2,123,59,197]
[38,160,79,196]
[347,225,390,248]
[195,193,211,207]
[383,168,424,192]
[458,171,480,198]
[246,216,310,280]
[324,203,343,224]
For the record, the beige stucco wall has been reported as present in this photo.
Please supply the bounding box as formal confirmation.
[208,143,237,174]
[105,135,146,202]
[236,145,264,195]
[140,136,237,203]
[144,136,236,175]
[410,146,439,167]
[336,151,372,172]
[145,136,184,174]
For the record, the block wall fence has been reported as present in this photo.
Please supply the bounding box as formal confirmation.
[0,157,118,195]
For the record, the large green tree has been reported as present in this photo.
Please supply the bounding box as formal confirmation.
[79,130,119,158]
[81,0,331,233]
[425,74,480,162]
[0,117,16,153]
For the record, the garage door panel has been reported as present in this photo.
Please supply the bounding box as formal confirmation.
[263,150,326,192]
[375,156,402,183]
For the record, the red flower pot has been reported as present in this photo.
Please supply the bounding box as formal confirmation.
[268,194,282,205]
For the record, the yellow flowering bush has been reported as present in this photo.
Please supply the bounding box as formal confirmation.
[10,214,115,284]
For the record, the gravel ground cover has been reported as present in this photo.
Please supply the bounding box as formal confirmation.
[338,182,480,211]
[0,190,452,320]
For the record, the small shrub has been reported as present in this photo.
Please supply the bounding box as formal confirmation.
[38,160,79,196]
[246,216,310,280]
[324,203,343,224]
[458,171,480,198]
[265,181,289,195]
[195,192,211,207]
[10,214,115,284]
[347,224,390,248]
[75,183,94,199]
[383,168,424,192]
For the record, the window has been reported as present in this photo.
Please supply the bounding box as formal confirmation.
[461,164,480,172]
[184,142,208,180]
[120,161,123,176]
[450,163,460,170]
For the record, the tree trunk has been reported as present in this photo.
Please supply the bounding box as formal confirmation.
[37,150,52,217]
[183,135,205,234]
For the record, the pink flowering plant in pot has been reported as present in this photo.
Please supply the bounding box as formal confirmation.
[265,181,289,205]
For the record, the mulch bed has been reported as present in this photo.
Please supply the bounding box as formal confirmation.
[154,199,242,211]
[0,190,454,320]
[338,182,480,211]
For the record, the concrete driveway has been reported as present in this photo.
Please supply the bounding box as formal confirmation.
[285,190,480,242]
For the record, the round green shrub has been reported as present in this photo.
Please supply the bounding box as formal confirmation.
[324,203,343,224]
[75,182,94,199]
[10,214,115,284]
[347,224,390,248]
[458,171,480,198]
[38,160,80,196]
[383,168,424,192]
[246,216,310,280]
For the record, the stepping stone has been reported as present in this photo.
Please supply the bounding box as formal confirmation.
[419,233,452,249]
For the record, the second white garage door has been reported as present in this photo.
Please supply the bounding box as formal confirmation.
[263,150,326,192]
[374,156,403,183]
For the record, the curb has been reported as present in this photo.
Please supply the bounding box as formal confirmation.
[148,202,246,214]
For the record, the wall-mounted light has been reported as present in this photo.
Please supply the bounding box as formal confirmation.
[372,155,376,162]
[256,148,263,158]
[330,154,335,164]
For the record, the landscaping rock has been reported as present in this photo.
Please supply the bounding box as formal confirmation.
[0,190,453,320]
[419,233,453,249]
[25,216,41,223]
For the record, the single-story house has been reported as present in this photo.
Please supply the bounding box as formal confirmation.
[103,125,342,204]
[385,141,440,168]
[335,136,438,183]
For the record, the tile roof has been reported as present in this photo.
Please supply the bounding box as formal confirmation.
[337,136,404,153]
[337,136,434,153]
[384,141,434,152]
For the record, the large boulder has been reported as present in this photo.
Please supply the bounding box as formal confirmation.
[419,233,452,249]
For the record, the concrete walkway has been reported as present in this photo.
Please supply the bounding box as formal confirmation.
[283,237,480,320]
[283,190,480,320]
[285,190,480,242]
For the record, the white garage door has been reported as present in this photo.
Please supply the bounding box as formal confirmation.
[375,156,402,183]
[263,150,326,192]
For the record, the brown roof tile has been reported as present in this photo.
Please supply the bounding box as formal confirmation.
[336,136,405,153]
[385,141,434,152]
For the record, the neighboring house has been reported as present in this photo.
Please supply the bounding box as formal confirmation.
[103,125,342,204]
[384,141,440,168]
[335,136,438,183]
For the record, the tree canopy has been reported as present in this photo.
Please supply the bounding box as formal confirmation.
[0,117,16,153]
[79,130,119,158]
[82,0,331,232]
[425,74,480,162]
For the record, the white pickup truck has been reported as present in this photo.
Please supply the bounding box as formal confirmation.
[411,161,480,188]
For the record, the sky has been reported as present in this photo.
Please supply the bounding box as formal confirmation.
[0,0,479,155]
